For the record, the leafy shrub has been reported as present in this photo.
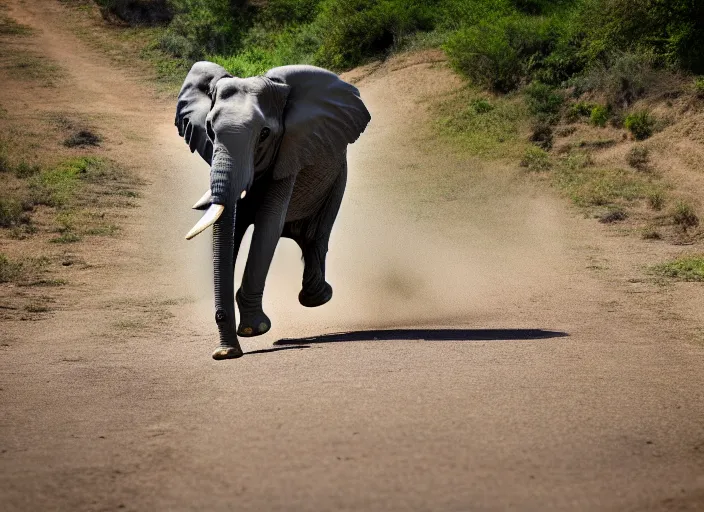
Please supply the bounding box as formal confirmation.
[0,254,23,283]
[641,227,661,240]
[14,161,41,178]
[524,81,563,123]
[261,0,321,26]
[0,198,28,228]
[95,0,173,26]
[624,111,655,140]
[574,52,658,109]
[694,77,704,98]
[470,98,494,114]
[530,122,553,149]
[0,149,9,173]
[314,0,436,69]
[626,145,649,170]
[445,15,552,92]
[580,0,704,74]
[647,190,665,211]
[520,146,551,171]
[567,101,595,121]
[672,201,699,229]
[589,105,609,127]
[159,0,254,60]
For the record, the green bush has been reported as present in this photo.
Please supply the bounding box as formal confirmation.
[0,253,22,283]
[580,0,704,74]
[624,110,655,140]
[694,76,704,98]
[314,0,436,69]
[446,17,540,92]
[589,105,609,127]
[0,198,26,228]
[648,190,665,210]
[470,98,494,113]
[654,255,704,281]
[524,81,563,123]
[261,0,321,26]
[95,0,173,26]
[627,145,649,170]
[520,145,551,170]
[672,200,699,229]
[159,0,254,60]
[574,52,657,109]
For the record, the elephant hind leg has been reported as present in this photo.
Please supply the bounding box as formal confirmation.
[295,162,347,308]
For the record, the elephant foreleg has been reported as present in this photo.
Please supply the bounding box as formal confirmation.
[236,175,296,337]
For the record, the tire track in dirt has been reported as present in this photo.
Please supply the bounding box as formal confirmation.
[1,2,703,511]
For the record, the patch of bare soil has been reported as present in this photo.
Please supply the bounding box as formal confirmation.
[1,2,703,511]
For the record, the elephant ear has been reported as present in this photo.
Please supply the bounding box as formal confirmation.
[265,65,371,180]
[175,61,232,165]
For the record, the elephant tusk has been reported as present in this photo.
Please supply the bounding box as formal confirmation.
[240,190,247,199]
[192,189,212,210]
[185,204,225,240]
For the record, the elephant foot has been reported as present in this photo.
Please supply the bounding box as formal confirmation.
[236,290,271,337]
[299,281,333,308]
[212,345,244,360]
[213,309,243,360]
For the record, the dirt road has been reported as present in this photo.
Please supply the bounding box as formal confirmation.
[2,1,703,510]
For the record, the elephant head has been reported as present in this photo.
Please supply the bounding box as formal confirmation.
[175,62,370,357]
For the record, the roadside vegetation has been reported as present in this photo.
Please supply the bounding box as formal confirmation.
[0,8,139,318]
[52,1,704,280]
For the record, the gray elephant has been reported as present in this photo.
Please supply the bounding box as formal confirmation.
[175,62,371,360]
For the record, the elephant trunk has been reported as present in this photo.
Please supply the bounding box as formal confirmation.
[209,149,252,360]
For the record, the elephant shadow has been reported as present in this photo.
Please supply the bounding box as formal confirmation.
[274,328,568,346]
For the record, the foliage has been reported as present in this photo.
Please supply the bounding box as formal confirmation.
[520,146,551,171]
[554,162,661,208]
[654,255,704,282]
[444,15,551,92]
[529,121,553,149]
[111,0,704,95]
[0,253,22,283]
[624,111,655,140]
[672,200,699,229]
[648,190,665,211]
[589,105,608,127]
[579,0,704,74]
[470,98,494,113]
[95,0,173,26]
[573,52,660,110]
[314,0,436,69]
[435,87,529,158]
[29,157,106,207]
[524,81,563,123]
[567,101,594,121]
[695,76,704,98]
[626,145,649,170]
[0,197,28,228]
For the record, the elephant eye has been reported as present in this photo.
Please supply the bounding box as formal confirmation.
[259,127,271,143]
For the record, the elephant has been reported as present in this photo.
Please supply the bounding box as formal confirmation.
[175,61,371,360]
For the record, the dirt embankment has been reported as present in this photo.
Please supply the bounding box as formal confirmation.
[1,1,703,511]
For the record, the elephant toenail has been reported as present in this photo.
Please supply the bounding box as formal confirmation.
[242,327,253,335]
[258,322,269,333]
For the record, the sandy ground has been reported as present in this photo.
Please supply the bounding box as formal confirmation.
[1,1,704,511]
